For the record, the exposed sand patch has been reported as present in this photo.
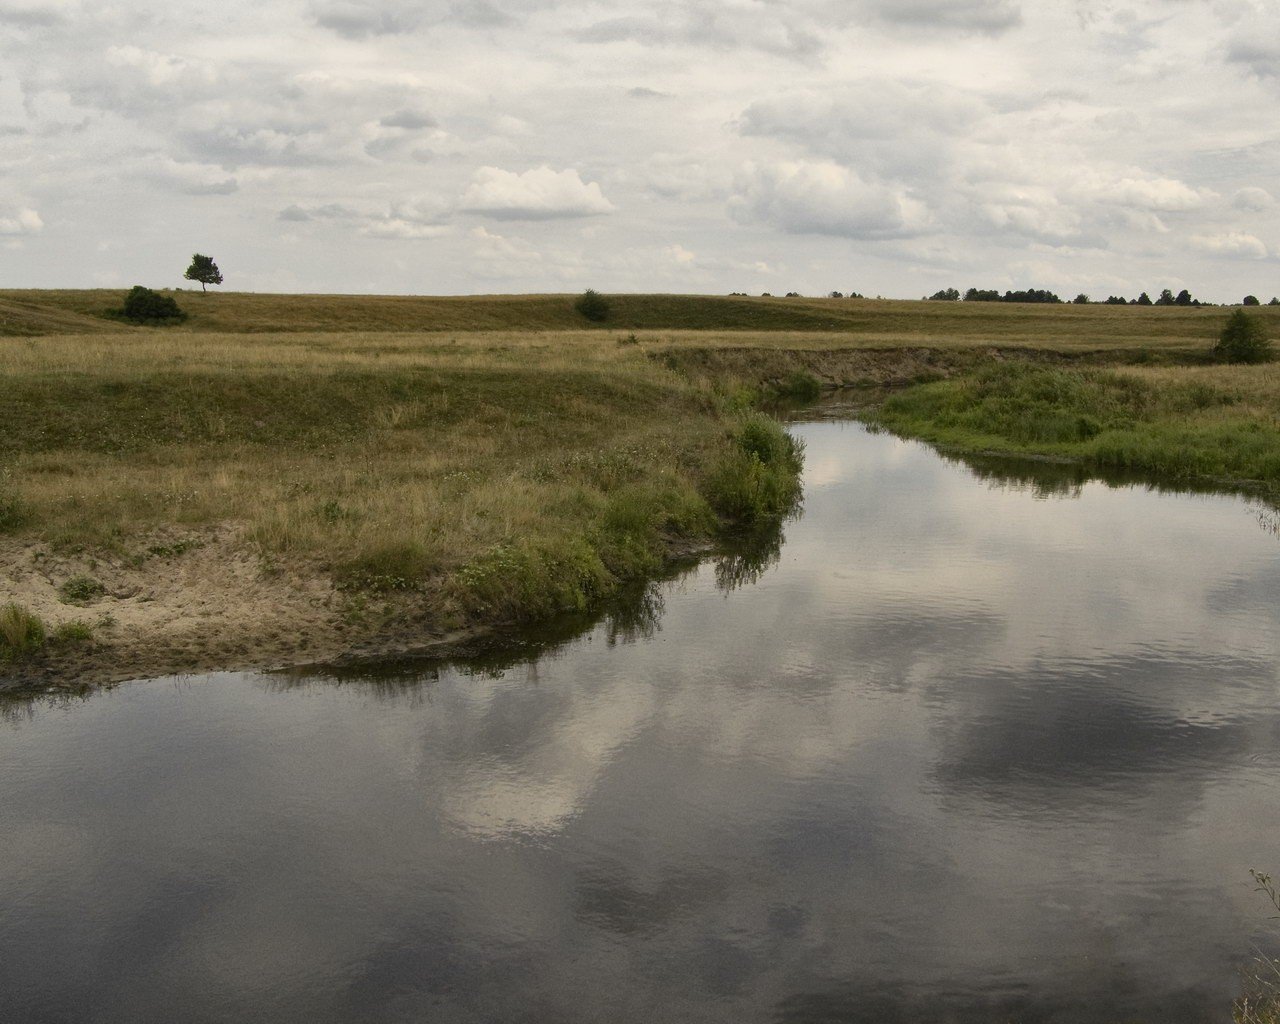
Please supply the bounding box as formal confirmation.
[0,527,368,691]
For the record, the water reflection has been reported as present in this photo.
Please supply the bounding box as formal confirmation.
[3,422,1279,1024]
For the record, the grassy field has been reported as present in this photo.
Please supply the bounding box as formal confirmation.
[2,289,1277,685]
[5,288,1275,346]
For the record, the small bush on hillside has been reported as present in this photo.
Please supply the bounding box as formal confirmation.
[59,574,106,605]
[1215,310,1272,364]
[119,285,186,324]
[1243,295,1261,306]
[574,289,610,322]
[0,602,45,658]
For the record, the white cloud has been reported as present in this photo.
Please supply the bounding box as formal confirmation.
[0,206,42,234]
[1190,232,1269,260]
[729,161,930,240]
[1094,176,1210,212]
[460,166,615,220]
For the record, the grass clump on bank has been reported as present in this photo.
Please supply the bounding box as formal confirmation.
[873,362,1280,486]
[0,603,46,659]
[707,415,806,527]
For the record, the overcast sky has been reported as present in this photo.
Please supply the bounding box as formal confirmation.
[1,0,1277,299]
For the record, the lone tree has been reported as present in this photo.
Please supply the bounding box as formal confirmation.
[184,253,223,292]
[1214,309,1271,364]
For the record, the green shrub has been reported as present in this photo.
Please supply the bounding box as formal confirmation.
[119,285,186,324]
[574,289,610,323]
[59,574,106,605]
[0,602,46,658]
[1215,310,1271,364]
[706,415,804,527]
[776,371,822,402]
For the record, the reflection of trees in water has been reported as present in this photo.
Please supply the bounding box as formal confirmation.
[602,580,666,647]
[948,453,1090,499]
[714,525,784,595]
[951,450,1280,534]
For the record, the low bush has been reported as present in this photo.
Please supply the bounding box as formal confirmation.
[0,602,46,658]
[574,289,610,323]
[119,285,186,325]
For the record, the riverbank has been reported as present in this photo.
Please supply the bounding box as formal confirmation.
[1,326,813,692]
[3,292,1276,691]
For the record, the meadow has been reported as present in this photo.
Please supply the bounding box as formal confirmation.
[2,289,1277,686]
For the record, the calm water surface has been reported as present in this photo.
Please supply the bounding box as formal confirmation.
[4,421,1280,1024]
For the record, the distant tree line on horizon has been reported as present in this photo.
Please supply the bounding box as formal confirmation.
[925,286,1279,307]
[732,288,1278,306]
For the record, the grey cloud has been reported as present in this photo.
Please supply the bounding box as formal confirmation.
[576,8,823,59]
[178,124,339,169]
[307,0,545,37]
[379,109,437,129]
[627,86,670,99]
[308,0,425,38]
[858,0,1021,34]
[1228,38,1280,79]
[182,178,238,196]
[0,2,64,27]
[1233,186,1276,212]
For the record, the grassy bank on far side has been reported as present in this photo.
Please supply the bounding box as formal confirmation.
[871,361,1280,493]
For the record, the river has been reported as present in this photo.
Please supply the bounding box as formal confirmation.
[3,419,1279,1023]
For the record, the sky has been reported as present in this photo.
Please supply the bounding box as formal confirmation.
[1,0,1278,300]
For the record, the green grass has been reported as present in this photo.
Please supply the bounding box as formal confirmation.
[0,603,46,659]
[873,363,1280,487]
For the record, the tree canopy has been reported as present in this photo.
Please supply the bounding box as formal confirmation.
[184,253,223,292]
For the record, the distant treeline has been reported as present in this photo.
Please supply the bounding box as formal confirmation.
[926,287,1280,307]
